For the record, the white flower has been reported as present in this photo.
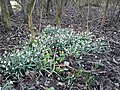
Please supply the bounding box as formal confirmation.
[19,63,22,66]
[1,61,3,63]
[4,61,6,64]
[0,86,2,90]
[10,81,13,84]
[6,68,8,70]
[95,56,97,58]
[80,56,82,59]
[8,61,11,66]
[27,59,29,62]
[16,49,19,53]
[21,51,24,54]
[36,52,40,55]
[3,54,6,58]
[10,54,14,57]
[30,58,33,61]
[4,51,7,54]
[22,56,25,58]
[12,67,14,70]
[2,65,5,68]
[17,53,20,56]
[64,61,69,66]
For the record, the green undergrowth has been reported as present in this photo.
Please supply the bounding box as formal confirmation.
[0,25,107,79]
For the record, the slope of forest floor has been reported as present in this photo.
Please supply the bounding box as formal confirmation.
[0,5,120,90]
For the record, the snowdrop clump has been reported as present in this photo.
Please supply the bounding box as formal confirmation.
[0,25,107,76]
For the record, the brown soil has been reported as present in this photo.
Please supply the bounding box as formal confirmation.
[0,5,120,90]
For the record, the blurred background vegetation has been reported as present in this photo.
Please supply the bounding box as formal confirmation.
[0,0,120,40]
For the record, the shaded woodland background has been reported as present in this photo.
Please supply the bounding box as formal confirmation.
[0,0,119,38]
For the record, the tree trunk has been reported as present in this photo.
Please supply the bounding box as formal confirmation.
[21,0,28,23]
[27,0,36,40]
[0,0,11,29]
[55,0,64,27]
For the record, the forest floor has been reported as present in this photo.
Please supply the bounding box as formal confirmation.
[0,5,120,90]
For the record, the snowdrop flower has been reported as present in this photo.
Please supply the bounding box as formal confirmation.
[21,51,24,54]
[30,58,33,61]
[8,61,11,66]
[4,61,6,64]
[19,63,22,66]
[2,65,5,68]
[27,59,30,62]
[16,49,19,53]
[17,52,20,56]
[1,60,3,63]
[4,51,7,54]
[6,68,8,70]
[10,81,13,84]
[22,55,25,58]
[80,56,82,59]
[12,67,14,70]
[36,52,40,55]
[3,54,6,58]
[64,61,70,66]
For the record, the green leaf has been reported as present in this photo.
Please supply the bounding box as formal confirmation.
[47,87,55,90]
